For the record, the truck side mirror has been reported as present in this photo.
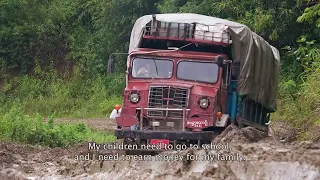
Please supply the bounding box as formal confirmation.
[224,64,231,86]
[215,56,224,67]
[107,57,115,73]
[215,55,232,87]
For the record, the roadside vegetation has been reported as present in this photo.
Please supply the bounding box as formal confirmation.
[0,0,319,147]
[1,70,124,118]
[0,106,116,147]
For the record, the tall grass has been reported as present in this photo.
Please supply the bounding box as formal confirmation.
[0,72,125,118]
[0,106,116,147]
[273,55,320,141]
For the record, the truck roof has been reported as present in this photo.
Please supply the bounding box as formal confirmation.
[128,13,280,110]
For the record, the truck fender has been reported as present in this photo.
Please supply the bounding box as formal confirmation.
[215,114,230,127]
[109,108,122,119]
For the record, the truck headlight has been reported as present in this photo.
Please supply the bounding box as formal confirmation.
[199,98,209,109]
[130,93,139,103]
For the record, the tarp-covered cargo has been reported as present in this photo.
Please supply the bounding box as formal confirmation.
[128,13,280,110]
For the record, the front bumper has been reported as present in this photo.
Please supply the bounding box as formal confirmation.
[114,129,215,141]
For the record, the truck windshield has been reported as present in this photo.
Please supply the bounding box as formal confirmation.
[132,57,173,78]
[177,61,219,83]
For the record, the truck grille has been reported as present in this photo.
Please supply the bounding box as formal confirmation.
[148,86,189,119]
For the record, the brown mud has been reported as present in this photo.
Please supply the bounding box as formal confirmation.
[1,120,319,180]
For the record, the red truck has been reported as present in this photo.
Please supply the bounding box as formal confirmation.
[108,13,280,150]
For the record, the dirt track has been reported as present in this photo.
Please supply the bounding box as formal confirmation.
[0,119,319,180]
[43,118,117,132]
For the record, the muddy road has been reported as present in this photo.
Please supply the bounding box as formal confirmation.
[43,118,116,132]
[1,119,319,180]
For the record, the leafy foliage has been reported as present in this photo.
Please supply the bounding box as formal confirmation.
[1,0,161,76]
[297,1,320,27]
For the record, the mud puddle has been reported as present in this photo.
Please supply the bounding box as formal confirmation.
[1,125,319,180]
